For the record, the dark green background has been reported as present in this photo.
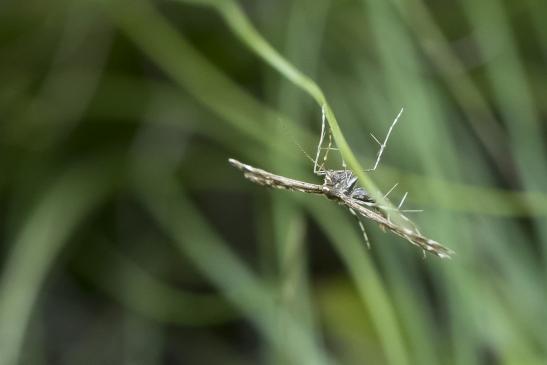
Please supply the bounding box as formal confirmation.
[1,0,547,364]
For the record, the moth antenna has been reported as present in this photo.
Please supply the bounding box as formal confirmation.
[277,104,337,173]
[276,115,317,167]
[289,131,317,166]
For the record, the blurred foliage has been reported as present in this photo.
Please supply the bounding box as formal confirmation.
[1,0,547,364]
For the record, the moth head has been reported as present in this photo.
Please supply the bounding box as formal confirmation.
[323,170,341,187]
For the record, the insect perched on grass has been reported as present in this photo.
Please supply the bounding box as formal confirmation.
[229,107,454,259]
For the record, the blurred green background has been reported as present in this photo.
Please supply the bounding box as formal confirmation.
[1,0,547,364]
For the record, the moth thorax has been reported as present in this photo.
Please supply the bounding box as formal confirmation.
[323,170,373,202]
[323,170,357,194]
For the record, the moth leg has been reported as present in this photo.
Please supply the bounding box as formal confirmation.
[315,105,349,175]
[397,192,408,209]
[314,106,328,175]
[348,207,371,249]
[383,182,399,200]
[322,128,334,171]
[355,200,389,231]
[396,192,423,235]
[315,105,340,175]
[381,183,398,221]
[366,107,404,172]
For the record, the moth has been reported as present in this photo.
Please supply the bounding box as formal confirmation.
[229,108,454,259]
